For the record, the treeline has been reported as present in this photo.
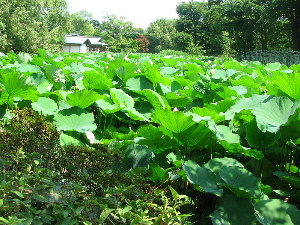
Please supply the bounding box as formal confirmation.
[0,0,299,55]
[148,0,300,55]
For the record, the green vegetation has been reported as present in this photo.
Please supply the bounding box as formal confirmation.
[0,0,69,53]
[69,11,96,36]
[0,0,299,223]
[175,0,299,55]
[0,51,299,224]
[0,0,298,55]
[94,15,143,53]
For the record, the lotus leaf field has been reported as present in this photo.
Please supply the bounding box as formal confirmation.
[0,50,300,224]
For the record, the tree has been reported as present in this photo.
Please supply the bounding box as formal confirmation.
[221,0,292,52]
[135,35,150,53]
[270,0,300,50]
[0,0,70,53]
[145,19,177,53]
[95,15,142,52]
[176,0,295,55]
[176,2,227,55]
[69,10,95,36]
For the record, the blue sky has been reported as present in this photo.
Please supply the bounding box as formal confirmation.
[67,0,193,29]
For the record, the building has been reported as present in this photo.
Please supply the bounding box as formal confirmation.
[63,35,108,53]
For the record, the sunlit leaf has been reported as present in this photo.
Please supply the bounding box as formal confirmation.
[32,97,58,115]
[126,76,153,91]
[273,73,300,100]
[0,72,38,101]
[183,160,223,194]
[152,109,195,133]
[66,90,101,109]
[254,199,300,225]
[82,71,113,90]
[225,95,271,120]
[253,96,296,133]
[110,88,135,109]
[219,166,262,199]
[54,107,97,133]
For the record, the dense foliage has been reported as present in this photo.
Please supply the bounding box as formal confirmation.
[176,0,299,55]
[0,0,70,53]
[94,15,143,53]
[0,0,298,55]
[68,10,95,36]
[0,51,299,224]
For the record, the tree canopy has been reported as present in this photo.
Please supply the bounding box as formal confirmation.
[0,0,70,53]
[69,10,95,36]
[175,0,299,55]
[94,15,143,53]
[145,19,177,53]
[0,0,298,55]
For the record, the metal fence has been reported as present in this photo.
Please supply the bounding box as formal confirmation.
[236,50,300,66]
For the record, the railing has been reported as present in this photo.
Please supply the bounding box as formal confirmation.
[236,50,300,66]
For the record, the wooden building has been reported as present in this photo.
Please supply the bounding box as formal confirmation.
[63,35,108,53]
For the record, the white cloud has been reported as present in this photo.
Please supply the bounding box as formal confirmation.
[67,0,192,29]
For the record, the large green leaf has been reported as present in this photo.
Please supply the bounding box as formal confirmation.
[66,90,101,109]
[207,99,235,114]
[124,108,149,121]
[141,63,172,85]
[225,95,271,120]
[191,107,224,123]
[160,66,179,76]
[17,63,42,74]
[220,142,264,159]
[183,160,223,195]
[264,63,282,71]
[176,123,213,147]
[126,76,153,91]
[112,144,153,173]
[273,73,300,100]
[219,166,262,199]
[252,96,297,133]
[0,72,38,102]
[208,121,240,144]
[137,125,178,153]
[139,89,169,110]
[246,119,280,148]
[152,109,195,133]
[210,193,257,225]
[95,97,121,113]
[254,199,300,225]
[229,85,248,96]
[204,158,263,199]
[223,60,243,71]
[115,63,138,82]
[166,92,192,107]
[148,163,167,183]
[110,88,135,109]
[54,107,97,133]
[82,71,113,90]
[32,97,58,115]
[204,158,244,174]
[60,132,85,146]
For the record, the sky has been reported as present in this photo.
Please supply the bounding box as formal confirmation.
[67,0,193,29]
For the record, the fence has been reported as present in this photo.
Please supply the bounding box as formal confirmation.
[236,50,300,66]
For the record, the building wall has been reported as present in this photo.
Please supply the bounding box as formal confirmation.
[79,44,87,53]
[63,44,87,53]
